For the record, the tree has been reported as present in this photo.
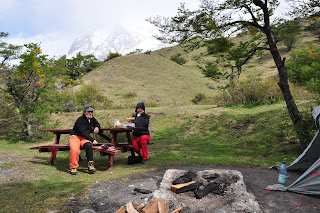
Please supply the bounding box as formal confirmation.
[0,32,21,68]
[65,52,101,80]
[276,20,302,51]
[148,0,312,149]
[3,43,55,139]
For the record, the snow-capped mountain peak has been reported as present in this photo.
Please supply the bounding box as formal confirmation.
[67,25,169,60]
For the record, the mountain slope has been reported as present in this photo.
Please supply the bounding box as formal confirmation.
[79,53,218,107]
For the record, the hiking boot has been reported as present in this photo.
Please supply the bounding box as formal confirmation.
[70,168,77,175]
[88,161,96,174]
[142,159,148,164]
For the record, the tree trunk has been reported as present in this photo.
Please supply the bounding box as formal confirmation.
[20,112,30,140]
[265,28,311,150]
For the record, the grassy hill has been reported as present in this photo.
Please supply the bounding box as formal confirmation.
[78,53,218,108]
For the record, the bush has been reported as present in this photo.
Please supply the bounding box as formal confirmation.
[192,93,206,104]
[123,92,137,98]
[48,85,112,113]
[212,77,283,106]
[170,53,187,65]
[104,52,122,62]
[287,46,320,94]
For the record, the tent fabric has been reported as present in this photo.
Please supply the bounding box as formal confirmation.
[287,158,320,195]
[264,183,287,191]
[287,131,320,171]
[285,106,320,171]
[266,106,320,195]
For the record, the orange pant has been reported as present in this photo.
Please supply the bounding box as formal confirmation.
[69,136,91,169]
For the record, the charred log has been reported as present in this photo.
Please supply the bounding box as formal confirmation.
[194,182,226,199]
[172,170,197,185]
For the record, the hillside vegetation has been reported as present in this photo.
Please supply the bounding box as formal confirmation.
[76,24,320,109]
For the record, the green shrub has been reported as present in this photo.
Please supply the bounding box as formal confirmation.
[48,85,112,113]
[287,46,320,94]
[170,53,187,65]
[212,77,283,106]
[104,52,122,62]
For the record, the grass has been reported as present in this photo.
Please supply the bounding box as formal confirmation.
[2,24,320,212]
[0,102,318,212]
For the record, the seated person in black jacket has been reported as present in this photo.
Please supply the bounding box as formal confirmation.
[69,105,101,175]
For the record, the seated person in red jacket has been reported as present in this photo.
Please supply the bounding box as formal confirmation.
[128,102,151,164]
[69,105,101,175]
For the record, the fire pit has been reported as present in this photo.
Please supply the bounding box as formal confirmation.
[152,169,261,213]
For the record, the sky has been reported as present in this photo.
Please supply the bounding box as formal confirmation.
[0,0,289,58]
[0,0,200,58]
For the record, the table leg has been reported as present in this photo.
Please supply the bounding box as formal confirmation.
[50,148,58,165]
[108,154,114,170]
[126,132,132,144]
[111,132,117,145]
[51,133,61,165]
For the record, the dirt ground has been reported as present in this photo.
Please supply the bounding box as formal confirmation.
[1,151,320,213]
[62,165,320,213]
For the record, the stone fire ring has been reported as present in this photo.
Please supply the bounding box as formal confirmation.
[152,169,261,213]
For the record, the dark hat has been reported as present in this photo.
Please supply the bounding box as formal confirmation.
[84,105,94,112]
[135,102,145,112]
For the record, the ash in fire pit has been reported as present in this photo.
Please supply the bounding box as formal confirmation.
[152,169,261,213]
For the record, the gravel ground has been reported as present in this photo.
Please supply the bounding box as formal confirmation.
[62,165,320,213]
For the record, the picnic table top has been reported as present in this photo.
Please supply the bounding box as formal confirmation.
[43,127,143,133]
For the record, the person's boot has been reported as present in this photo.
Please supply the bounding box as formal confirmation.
[70,168,77,175]
[88,161,96,174]
[142,159,148,164]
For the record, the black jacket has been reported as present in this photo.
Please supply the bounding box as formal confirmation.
[70,114,101,142]
[132,113,150,137]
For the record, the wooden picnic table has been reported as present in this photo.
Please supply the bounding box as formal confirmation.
[30,127,143,170]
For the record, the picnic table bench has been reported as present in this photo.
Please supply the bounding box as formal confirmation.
[30,127,143,170]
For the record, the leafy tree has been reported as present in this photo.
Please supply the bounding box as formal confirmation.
[148,0,312,149]
[203,37,234,55]
[0,32,21,67]
[2,43,55,139]
[104,52,122,62]
[65,52,101,80]
[276,20,302,51]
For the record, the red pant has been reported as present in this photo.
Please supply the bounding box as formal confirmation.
[132,135,151,160]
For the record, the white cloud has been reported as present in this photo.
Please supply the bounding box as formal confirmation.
[0,0,198,57]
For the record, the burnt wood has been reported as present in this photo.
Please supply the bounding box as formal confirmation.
[134,188,152,194]
[175,181,201,194]
[194,182,226,199]
[172,170,197,185]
